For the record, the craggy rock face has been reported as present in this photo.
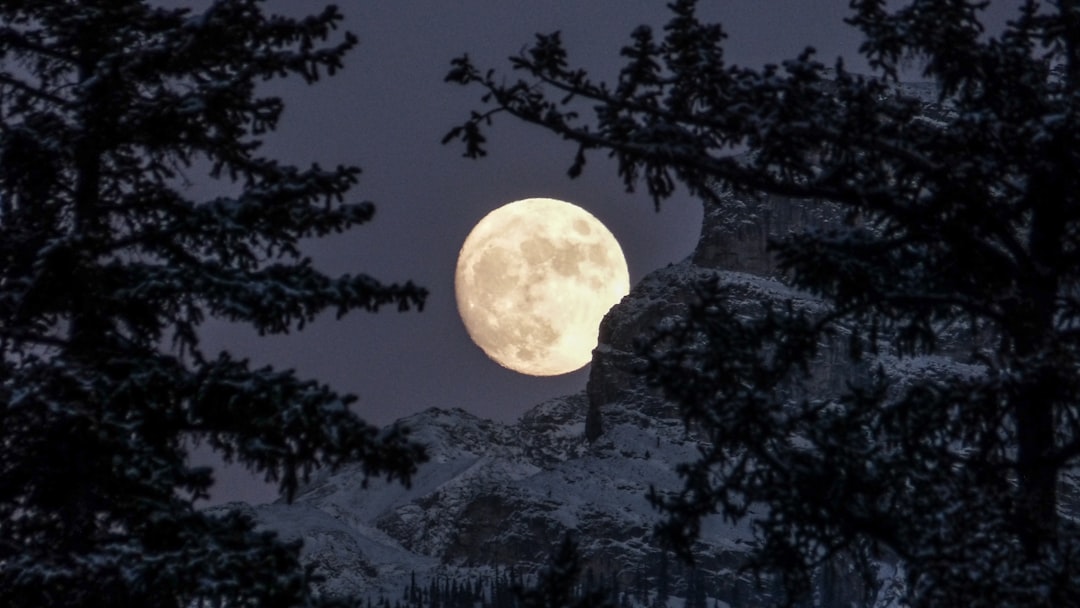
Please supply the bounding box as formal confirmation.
[691,192,845,275]
[584,187,991,444]
[585,263,706,440]
[585,191,849,442]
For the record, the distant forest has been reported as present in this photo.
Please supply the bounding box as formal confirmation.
[364,557,790,608]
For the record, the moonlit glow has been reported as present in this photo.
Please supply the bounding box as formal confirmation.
[455,197,630,376]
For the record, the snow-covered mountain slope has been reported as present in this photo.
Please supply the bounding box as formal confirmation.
[251,386,732,597]
[248,256,875,606]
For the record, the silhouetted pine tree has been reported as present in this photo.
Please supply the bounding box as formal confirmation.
[515,537,613,608]
[684,569,706,608]
[0,1,426,606]
[652,553,670,608]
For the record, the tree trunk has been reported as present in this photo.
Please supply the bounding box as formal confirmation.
[1014,134,1068,555]
[1014,365,1057,555]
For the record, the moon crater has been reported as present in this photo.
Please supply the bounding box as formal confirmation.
[455,198,630,376]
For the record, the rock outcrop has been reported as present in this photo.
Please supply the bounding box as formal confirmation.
[586,190,846,442]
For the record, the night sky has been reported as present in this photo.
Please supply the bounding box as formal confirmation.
[187,1,1018,504]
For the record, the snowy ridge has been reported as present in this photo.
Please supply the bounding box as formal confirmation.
[249,253,946,606]
[251,386,740,599]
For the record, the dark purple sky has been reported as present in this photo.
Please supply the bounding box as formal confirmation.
[188,1,1020,504]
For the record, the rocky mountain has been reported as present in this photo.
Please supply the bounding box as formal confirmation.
[240,187,911,607]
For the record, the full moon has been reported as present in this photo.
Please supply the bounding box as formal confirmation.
[455,198,630,376]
